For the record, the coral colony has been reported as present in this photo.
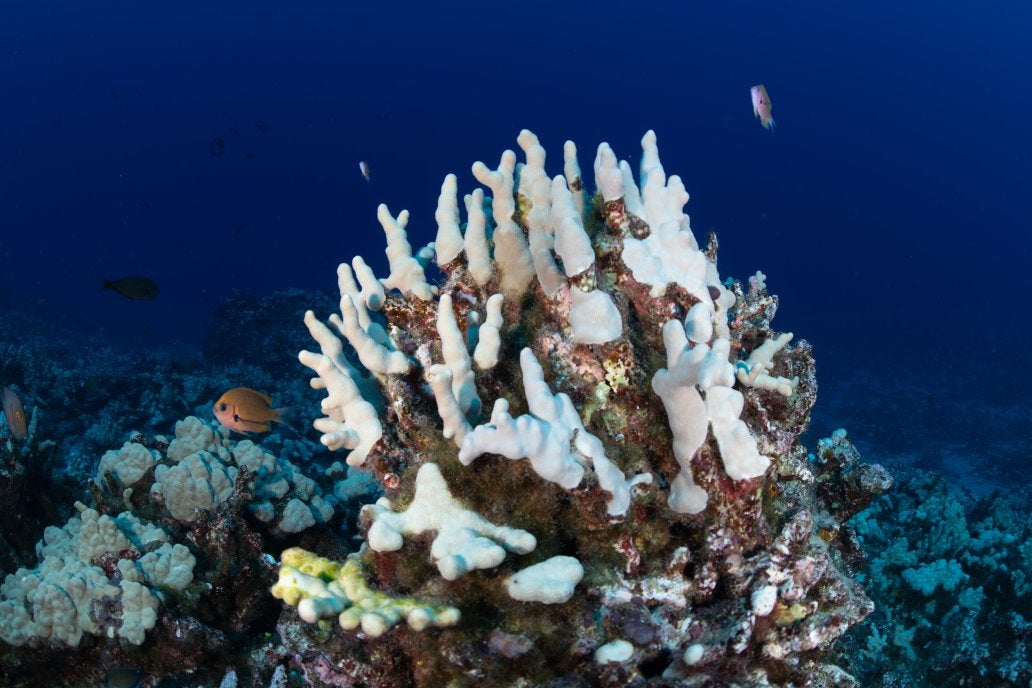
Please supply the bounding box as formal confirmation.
[277,130,890,685]
[0,131,894,686]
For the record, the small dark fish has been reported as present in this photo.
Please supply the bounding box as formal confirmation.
[245,152,256,160]
[100,276,160,301]
[208,136,227,157]
[107,90,121,100]
[104,668,148,688]
[51,118,63,128]
[255,122,268,133]
[234,222,246,234]
[230,128,242,137]
[137,201,151,209]
[291,173,301,181]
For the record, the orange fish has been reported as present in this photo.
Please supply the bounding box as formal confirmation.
[750,84,775,130]
[1,385,28,440]
[213,387,287,433]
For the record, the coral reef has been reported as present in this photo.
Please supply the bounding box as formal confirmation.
[837,468,1031,686]
[0,416,375,686]
[279,130,891,686]
[0,130,913,687]
[0,390,64,574]
[203,288,337,370]
[0,503,195,647]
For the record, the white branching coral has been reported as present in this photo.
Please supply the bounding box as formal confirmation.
[377,203,437,302]
[301,128,786,506]
[471,149,535,297]
[281,129,878,686]
[433,173,464,267]
[517,129,565,297]
[363,462,537,580]
[736,332,800,396]
[299,311,384,464]
[434,293,481,420]
[460,348,649,516]
[653,318,771,514]
[473,293,504,370]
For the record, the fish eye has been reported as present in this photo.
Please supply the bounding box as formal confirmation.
[218,403,228,411]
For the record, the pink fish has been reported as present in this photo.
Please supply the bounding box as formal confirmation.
[359,160,371,182]
[750,84,775,130]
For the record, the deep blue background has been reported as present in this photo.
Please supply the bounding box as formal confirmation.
[1,1,1030,480]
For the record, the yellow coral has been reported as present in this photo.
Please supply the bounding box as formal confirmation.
[280,546,342,580]
[272,547,460,637]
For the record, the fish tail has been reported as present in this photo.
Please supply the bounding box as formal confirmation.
[271,407,303,437]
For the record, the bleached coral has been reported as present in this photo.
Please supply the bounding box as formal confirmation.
[505,555,584,604]
[0,503,194,647]
[363,462,536,580]
[272,546,460,637]
[135,416,337,534]
[95,440,160,488]
[459,347,648,516]
[284,130,879,686]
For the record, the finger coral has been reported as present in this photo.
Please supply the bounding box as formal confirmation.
[286,129,890,686]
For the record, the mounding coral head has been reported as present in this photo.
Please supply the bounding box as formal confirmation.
[280,129,883,686]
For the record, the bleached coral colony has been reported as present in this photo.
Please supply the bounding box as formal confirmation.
[277,130,891,686]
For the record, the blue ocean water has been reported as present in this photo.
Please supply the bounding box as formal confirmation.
[4,0,1028,487]
[0,1,1030,684]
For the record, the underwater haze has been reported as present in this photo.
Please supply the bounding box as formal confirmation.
[4,0,1029,485]
[1,0,1030,686]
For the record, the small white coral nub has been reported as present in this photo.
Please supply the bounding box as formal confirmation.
[505,555,584,604]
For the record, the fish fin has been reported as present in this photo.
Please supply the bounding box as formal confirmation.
[766,118,776,131]
[234,414,270,433]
